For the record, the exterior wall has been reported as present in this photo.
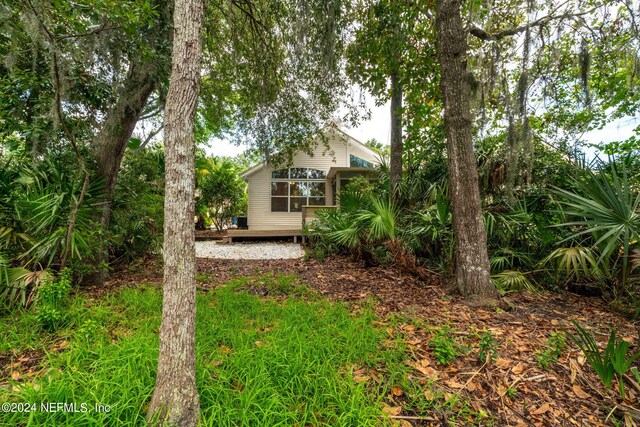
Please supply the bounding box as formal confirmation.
[245,129,380,230]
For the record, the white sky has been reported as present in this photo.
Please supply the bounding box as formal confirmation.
[204,99,638,158]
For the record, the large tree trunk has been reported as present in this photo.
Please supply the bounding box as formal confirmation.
[93,62,157,233]
[90,62,157,281]
[389,70,403,196]
[147,0,203,424]
[436,0,497,304]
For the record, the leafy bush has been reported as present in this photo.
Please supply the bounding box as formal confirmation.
[554,160,640,295]
[35,269,72,331]
[429,327,462,365]
[492,270,537,293]
[110,147,165,260]
[309,183,397,266]
[195,155,247,231]
[477,330,499,363]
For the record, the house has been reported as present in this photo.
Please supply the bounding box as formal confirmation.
[239,126,382,232]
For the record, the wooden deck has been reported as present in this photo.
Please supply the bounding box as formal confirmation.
[223,229,303,243]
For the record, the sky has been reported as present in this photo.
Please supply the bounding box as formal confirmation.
[204,100,638,158]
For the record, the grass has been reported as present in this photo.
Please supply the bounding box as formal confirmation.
[1,275,485,426]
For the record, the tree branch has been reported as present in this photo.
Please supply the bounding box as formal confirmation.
[468,3,606,41]
[133,124,164,152]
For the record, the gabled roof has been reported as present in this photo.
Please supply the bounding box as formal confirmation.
[239,126,382,179]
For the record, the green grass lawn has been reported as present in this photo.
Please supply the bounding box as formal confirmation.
[1,275,484,426]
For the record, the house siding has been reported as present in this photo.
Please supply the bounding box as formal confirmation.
[245,129,379,231]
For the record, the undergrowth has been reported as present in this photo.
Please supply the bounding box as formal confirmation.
[0,275,487,426]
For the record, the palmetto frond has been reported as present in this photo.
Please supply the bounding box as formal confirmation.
[541,246,601,281]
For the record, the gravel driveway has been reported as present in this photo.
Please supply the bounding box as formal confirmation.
[195,241,305,260]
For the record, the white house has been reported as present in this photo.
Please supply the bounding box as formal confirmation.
[239,126,382,231]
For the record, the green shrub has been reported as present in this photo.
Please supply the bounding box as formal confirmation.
[477,330,499,363]
[429,327,462,365]
[535,331,566,369]
[35,269,72,331]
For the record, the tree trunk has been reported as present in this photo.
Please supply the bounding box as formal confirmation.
[90,62,157,281]
[389,70,403,196]
[436,0,498,304]
[147,0,203,424]
[93,62,156,230]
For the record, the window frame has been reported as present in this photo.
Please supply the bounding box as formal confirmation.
[271,168,326,212]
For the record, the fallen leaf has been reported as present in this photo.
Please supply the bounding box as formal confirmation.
[531,403,551,415]
[354,375,370,383]
[495,358,509,369]
[399,420,412,427]
[254,341,266,347]
[424,389,435,400]
[414,364,439,379]
[11,371,20,381]
[497,385,507,397]
[572,385,591,399]
[211,360,223,367]
[446,378,464,389]
[382,405,402,416]
[512,363,524,375]
[392,386,404,396]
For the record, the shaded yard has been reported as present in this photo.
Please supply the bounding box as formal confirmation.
[1,256,639,426]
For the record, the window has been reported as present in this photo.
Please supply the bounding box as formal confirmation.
[271,168,326,179]
[350,154,374,168]
[271,168,326,212]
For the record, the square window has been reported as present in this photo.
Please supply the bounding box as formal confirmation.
[308,169,326,179]
[271,182,288,196]
[271,197,288,212]
[290,182,308,197]
[290,197,306,212]
[308,182,325,196]
[308,197,325,206]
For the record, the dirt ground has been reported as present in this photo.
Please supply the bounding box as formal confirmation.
[69,256,640,425]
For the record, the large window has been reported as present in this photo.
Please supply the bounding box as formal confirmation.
[271,168,326,212]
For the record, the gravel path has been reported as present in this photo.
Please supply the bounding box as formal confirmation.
[195,241,305,260]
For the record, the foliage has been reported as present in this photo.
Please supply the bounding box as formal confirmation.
[535,332,567,369]
[309,181,397,266]
[429,326,462,366]
[110,146,165,260]
[568,321,639,397]
[554,159,640,294]
[195,155,247,231]
[35,269,72,331]
[0,144,103,291]
[477,330,499,363]
[492,270,537,294]
[541,247,601,284]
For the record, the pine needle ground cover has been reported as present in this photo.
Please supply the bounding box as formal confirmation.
[0,275,482,426]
